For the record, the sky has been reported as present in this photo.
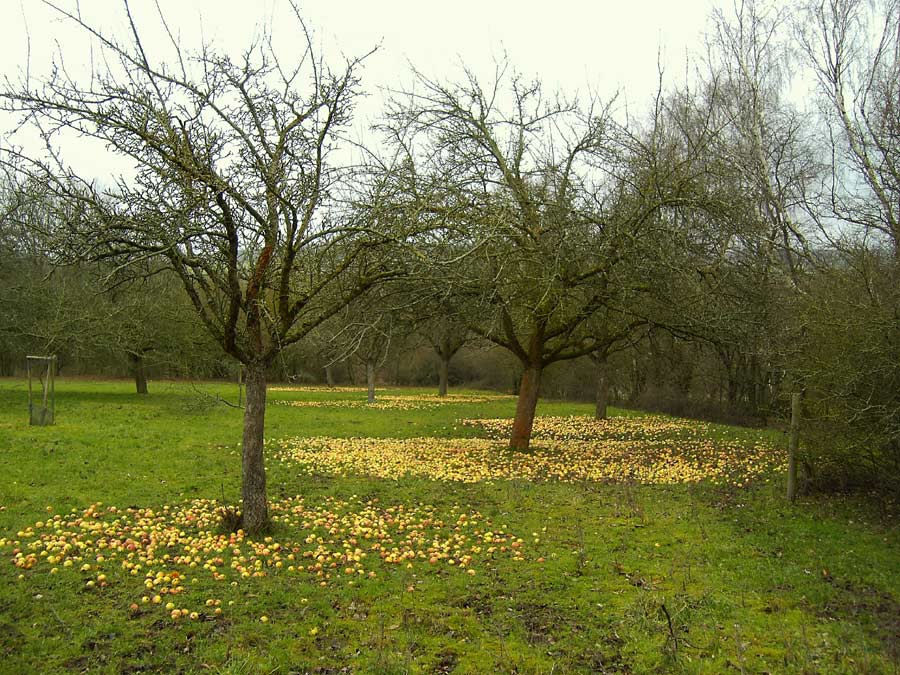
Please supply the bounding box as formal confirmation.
[0,0,719,180]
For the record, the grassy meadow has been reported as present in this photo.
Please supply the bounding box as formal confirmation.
[0,378,897,674]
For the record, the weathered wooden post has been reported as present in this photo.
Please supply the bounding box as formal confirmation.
[786,392,801,501]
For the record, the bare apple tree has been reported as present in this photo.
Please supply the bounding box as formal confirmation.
[1,1,401,532]
[387,64,717,450]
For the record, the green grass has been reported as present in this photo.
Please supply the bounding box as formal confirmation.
[0,377,897,674]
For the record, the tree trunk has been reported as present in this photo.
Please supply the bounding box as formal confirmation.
[241,363,269,533]
[510,364,542,451]
[130,353,148,395]
[366,360,376,404]
[748,355,760,412]
[786,391,801,502]
[595,356,609,420]
[726,366,738,406]
[324,364,334,387]
[630,358,645,401]
[438,354,450,397]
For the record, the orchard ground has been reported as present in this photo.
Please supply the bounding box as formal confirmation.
[0,379,897,674]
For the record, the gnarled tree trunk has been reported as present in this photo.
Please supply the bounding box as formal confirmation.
[510,364,542,451]
[438,355,450,397]
[241,363,269,533]
[435,336,459,397]
[129,352,148,395]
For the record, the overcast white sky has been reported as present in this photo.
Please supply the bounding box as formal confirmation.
[0,0,720,179]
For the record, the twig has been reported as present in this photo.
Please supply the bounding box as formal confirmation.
[661,603,678,653]
[188,381,244,409]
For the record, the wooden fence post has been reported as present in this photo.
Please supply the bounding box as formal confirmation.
[787,392,801,501]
